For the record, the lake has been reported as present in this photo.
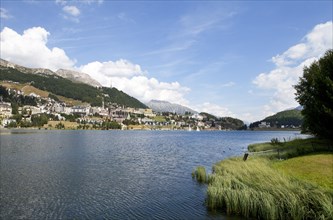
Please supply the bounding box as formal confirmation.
[0,130,308,219]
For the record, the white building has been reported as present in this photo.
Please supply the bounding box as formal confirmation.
[0,102,12,118]
[258,121,271,128]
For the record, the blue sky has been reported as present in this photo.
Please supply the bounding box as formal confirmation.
[1,0,332,122]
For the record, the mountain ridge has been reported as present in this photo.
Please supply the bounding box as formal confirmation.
[56,69,101,87]
[0,59,101,87]
[146,99,197,115]
[0,61,147,108]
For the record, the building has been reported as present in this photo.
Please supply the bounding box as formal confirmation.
[258,121,271,128]
[0,102,12,118]
[71,106,90,116]
[144,109,156,117]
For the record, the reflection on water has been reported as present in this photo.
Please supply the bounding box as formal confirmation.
[0,130,308,219]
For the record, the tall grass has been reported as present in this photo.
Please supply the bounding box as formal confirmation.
[202,157,333,219]
[192,166,208,183]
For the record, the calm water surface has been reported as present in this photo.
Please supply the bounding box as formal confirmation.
[0,130,308,219]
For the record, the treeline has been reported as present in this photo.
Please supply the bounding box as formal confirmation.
[0,67,147,108]
[0,85,40,109]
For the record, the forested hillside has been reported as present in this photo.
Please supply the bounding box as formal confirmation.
[0,66,147,108]
[264,109,303,126]
[250,109,303,129]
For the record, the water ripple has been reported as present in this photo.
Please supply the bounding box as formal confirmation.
[0,130,306,219]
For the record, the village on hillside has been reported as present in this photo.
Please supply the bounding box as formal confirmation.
[0,85,244,131]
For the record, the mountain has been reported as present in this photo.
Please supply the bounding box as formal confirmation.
[249,108,303,129]
[56,69,102,87]
[0,59,54,76]
[146,100,197,115]
[0,62,147,108]
[0,59,101,87]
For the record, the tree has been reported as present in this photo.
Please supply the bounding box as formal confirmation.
[294,49,333,139]
[31,114,49,127]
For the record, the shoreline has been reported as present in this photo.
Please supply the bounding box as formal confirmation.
[0,127,301,132]
[193,138,333,219]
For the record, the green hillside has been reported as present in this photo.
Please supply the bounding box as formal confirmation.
[249,109,303,129]
[264,109,303,126]
[220,117,245,130]
[199,112,245,130]
[0,66,147,108]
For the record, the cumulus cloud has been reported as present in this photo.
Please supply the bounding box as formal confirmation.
[0,27,76,71]
[80,60,190,105]
[63,5,80,16]
[0,26,189,106]
[253,21,333,115]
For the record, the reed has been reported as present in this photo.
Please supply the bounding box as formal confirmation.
[192,166,208,183]
[201,157,333,219]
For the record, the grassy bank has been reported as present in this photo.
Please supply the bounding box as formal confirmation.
[248,137,333,159]
[193,138,333,219]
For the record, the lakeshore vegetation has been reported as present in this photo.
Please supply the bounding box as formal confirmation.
[193,139,333,219]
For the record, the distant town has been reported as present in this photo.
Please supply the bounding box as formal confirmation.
[0,84,247,131]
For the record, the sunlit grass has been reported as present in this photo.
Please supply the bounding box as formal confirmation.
[46,120,80,129]
[273,153,333,191]
[199,157,333,219]
[1,81,87,106]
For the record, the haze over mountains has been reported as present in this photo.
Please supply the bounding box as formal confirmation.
[146,100,197,115]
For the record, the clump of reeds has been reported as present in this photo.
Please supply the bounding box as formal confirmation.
[196,157,333,219]
[192,166,208,183]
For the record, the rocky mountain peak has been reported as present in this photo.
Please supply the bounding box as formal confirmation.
[56,69,102,87]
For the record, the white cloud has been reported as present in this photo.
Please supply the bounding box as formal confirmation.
[220,81,235,87]
[55,0,67,6]
[80,60,190,105]
[272,21,332,66]
[0,8,11,19]
[253,21,333,114]
[179,7,236,37]
[80,0,103,4]
[63,5,80,16]
[0,26,189,106]
[0,27,76,71]
[83,60,145,78]
[55,0,103,5]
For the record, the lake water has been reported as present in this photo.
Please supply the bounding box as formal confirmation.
[0,130,308,219]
